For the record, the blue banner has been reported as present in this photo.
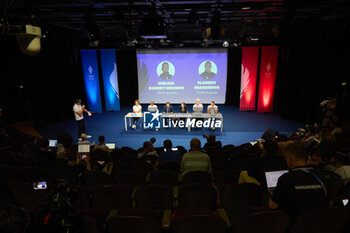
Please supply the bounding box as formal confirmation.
[80,49,103,113]
[100,49,121,111]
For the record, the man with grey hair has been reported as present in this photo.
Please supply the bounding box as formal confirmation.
[181,138,212,174]
[193,98,203,113]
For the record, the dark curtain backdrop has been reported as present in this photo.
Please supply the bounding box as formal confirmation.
[0,31,85,127]
[274,18,350,124]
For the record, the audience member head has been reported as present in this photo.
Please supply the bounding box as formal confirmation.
[59,131,74,150]
[0,204,29,233]
[190,138,201,152]
[181,102,186,108]
[208,134,216,143]
[166,102,170,107]
[75,99,81,105]
[38,138,49,151]
[263,140,278,157]
[163,139,173,151]
[98,135,105,145]
[80,133,87,141]
[314,138,336,162]
[284,141,308,168]
[143,141,154,152]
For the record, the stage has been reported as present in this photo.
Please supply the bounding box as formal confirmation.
[38,106,304,150]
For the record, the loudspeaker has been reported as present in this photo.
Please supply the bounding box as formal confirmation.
[261,129,276,141]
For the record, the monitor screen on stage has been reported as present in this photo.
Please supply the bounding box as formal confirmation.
[136,48,228,104]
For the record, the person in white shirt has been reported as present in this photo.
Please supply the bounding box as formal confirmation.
[132,99,142,129]
[207,101,218,114]
[73,99,91,139]
[147,100,158,112]
[207,101,218,130]
[193,98,203,113]
[192,99,203,128]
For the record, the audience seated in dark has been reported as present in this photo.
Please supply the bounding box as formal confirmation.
[137,141,158,160]
[158,139,182,163]
[181,138,212,174]
[93,135,111,153]
[248,140,288,187]
[0,204,29,233]
[203,134,222,153]
[269,142,331,221]
[56,131,74,161]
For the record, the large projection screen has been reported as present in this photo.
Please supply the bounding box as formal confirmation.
[137,48,228,104]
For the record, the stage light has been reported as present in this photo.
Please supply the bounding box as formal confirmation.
[241,7,251,10]
[222,41,229,47]
[341,82,347,86]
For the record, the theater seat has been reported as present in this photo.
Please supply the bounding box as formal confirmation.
[157,162,181,173]
[114,171,145,186]
[133,185,174,209]
[288,207,348,233]
[220,183,262,212]
[214,168,241,187]
[232,211,289,233]
[149,170,179,186]
[172,214,226,233]
[92,184,133,211]
[181,171,213,185]
[178,184,218,210]
[106,216,161,233]
[83,170,113,186]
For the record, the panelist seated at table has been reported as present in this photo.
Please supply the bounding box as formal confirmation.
[192,98,203,113]
[163,102,174,113]
[132,99,142,129]
[207,101,218,114]
[179,102,188,113]
[148,100,158,112]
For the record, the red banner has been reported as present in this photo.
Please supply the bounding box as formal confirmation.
[240,47,259,111]
[257,46,279,113]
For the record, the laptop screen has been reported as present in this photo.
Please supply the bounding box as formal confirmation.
[78,142,90,153]
[106,143,116,149]
[49,139,57,147]
[265,170,289,189]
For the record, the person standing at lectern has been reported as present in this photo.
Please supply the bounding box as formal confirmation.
[73,99,92,139]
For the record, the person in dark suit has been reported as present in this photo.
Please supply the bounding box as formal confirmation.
[159,62,173,80]
[200,61,216,79]
[163,102,173,113]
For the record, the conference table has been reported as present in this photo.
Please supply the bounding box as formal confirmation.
[124,112,143,131]
[161,113,224,132]
[124,112,223,132]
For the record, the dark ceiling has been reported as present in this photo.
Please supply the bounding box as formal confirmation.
[1,0,350,47]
